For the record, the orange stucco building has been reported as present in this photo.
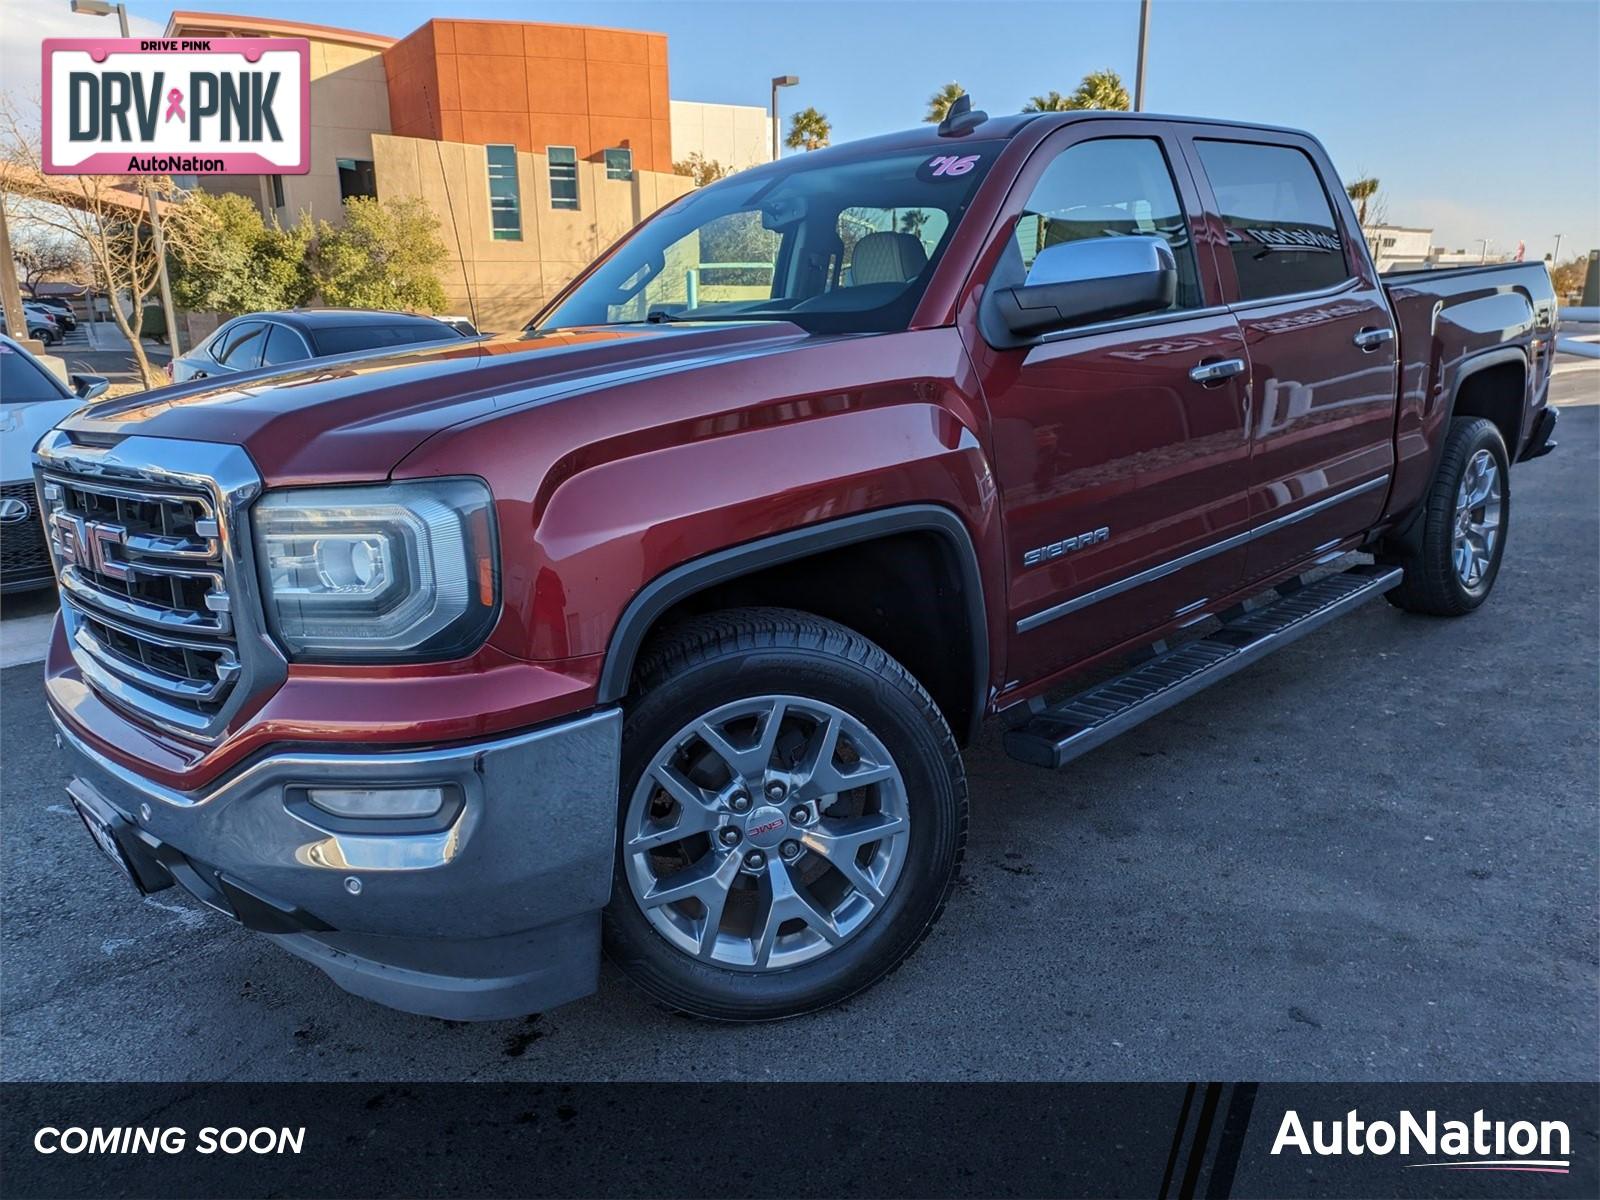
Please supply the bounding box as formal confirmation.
[162,12,766,328]
[382,19,673,175]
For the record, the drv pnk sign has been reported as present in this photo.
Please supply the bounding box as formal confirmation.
[42,38,309,175]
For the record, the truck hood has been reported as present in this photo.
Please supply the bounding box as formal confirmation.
[59,323,809,484]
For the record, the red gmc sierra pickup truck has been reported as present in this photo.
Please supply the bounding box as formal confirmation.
[37,106,1558,1022]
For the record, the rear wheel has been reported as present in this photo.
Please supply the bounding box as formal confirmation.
[1385,416,1509,616]
[603,608,967,1021]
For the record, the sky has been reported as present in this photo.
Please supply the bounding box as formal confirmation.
[5,0,1597,259]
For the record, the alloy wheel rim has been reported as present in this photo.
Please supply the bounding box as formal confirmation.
[623,695,910,972]
[1452,448,1502,590]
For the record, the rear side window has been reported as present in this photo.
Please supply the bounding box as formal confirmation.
[310,324,456,356]
[1012,137,1202,310]
[261,323,310,366]
[216,321,266,368]
[1194,140,1349,301]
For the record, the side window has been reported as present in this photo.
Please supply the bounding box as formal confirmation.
[604,148,633,181]
[217,321,265,368]
[261,323,308,366]
[337,158,377,201]
[486,145,522,241]
[1194,140,1349,301]
[1013,137,1201,309]
[548,147,579,210]
[206,324,233,362]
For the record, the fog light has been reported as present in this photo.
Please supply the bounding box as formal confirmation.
[306,786,446,820]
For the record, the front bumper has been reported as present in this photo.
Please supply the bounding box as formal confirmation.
[53,705,622,1020]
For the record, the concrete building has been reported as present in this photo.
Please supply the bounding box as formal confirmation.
[162,12,767,329]
[670,101,774,174]
[1363,223,1433,271]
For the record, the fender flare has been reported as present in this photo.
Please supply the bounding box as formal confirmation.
[1385,344,1530,552]
[596,504,990,741]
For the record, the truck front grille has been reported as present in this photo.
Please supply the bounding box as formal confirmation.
[34,433,283,743]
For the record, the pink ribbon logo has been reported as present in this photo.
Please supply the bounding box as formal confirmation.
[164,88,185,123]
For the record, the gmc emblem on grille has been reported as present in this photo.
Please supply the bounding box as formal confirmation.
[51,513,131,580]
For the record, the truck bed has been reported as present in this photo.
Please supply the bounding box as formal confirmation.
[1377,259,1557,525]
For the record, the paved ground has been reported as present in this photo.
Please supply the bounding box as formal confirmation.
[2,365,1595,1083]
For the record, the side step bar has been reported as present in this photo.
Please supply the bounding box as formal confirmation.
[1003,564,1403,770]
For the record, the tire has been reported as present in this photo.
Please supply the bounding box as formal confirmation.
[1385,416,1510,616]
[603,607,967,1021]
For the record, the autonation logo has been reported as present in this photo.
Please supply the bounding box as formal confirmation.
[1272,1108,1571,1175]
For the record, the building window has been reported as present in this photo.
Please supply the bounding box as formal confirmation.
[337,158,376,201]
[268,174,285,209]
[604,148,633,181]
[548,146,579,210]
[486,145,522,241]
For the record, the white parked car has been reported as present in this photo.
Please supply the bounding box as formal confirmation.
[0,335,107,592]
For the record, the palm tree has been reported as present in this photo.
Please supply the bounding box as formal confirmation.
[1022,90,1072,113]
[785,106,832,152]
[925,83,966,124]
[1066,69,1130,111]
[1023,71,1131,113]
[1346,176,1380,225]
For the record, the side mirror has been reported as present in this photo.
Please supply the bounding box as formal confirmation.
[992,235,1177,339]
[70,373,109,401]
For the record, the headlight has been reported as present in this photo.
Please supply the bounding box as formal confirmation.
[252,478,498,662]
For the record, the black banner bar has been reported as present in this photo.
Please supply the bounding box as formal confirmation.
[2,1083,1593,1199]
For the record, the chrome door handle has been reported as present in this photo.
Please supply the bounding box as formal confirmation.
[1189,358,1247,385]
[1353,326,1395,351]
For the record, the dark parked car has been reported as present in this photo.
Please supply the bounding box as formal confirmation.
[168,309,465,382]
[29,297,79,331]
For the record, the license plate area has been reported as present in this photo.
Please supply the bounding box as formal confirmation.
[67,780,171,896]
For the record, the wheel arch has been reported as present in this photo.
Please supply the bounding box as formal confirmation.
[597,505,989,745]
[1447,346,1529,460]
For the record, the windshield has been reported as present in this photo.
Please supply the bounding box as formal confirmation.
[537,142,1004,336]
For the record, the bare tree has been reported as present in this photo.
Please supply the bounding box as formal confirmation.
[1,99,195,386]
[673,153,730,187]
[11,225,86,297]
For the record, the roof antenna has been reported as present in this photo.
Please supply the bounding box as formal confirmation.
[937,93,988,137]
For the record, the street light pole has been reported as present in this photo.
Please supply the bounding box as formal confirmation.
[1134,0,1152,112]
[1478,238,1488,264]
[1552,233,1563,267]
[770,76,799,162]
[71,0,183,356]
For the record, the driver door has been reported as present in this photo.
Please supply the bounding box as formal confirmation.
[963,126,1254,690]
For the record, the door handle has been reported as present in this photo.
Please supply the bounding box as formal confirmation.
[1353,326,1394,351]
[1189,357,1246,385]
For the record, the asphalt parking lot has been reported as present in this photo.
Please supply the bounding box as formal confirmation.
[2,365,1595,1084]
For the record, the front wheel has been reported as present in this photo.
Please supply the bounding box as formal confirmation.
[603,608,967,1021]
[1385,416,1510,616]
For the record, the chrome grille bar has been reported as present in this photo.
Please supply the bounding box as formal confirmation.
[34,432,283,744]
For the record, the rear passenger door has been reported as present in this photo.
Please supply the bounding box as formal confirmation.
[1183,134,1398,585]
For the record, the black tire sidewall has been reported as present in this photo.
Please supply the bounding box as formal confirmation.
[604,632,963,1020]
[1432,419,1511,611]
